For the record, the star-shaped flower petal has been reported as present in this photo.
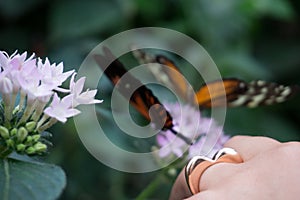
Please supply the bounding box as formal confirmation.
[44,93,81,123]
[69,73,103,107]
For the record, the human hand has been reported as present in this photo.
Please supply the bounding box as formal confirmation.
[169,136,300,200]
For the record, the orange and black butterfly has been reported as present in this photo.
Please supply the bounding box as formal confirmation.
[94,47,192,144]
[94,47,297,144]
[132,49,298,109]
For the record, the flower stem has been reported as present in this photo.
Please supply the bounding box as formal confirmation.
[0,145,12,159]
[38,118,57,132]
[18,90,26,112]
[3,94,12,125]
[36,114,49,130]
[135,173,165,200]
[9,92,17,116]
[3,158,10,200]
[31,101,47,121]
[18,99,37,125]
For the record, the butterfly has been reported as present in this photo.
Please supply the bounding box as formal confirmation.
[94,47,192,144]
[94,47,298,144]
[132,48,298,109]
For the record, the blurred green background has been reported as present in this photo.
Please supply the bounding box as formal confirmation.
[1,0,300,199]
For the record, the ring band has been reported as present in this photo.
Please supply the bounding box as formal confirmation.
[185,148,243,194]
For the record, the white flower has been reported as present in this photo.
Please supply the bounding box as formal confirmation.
[37,58,74,92]
[6,52,37,91]
[0,50,103,156]
[17,74,53,100]
[44,93,81,123]
[69,73,103,107]
[0,72,13,94]
[0,51,11,67]
[0,50,102,128]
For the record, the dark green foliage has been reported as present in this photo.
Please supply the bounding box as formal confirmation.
[0,158,66,200]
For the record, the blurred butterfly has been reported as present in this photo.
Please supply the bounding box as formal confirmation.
[94,47,192,144]
[94,47,297,144]
[132,48,298,109]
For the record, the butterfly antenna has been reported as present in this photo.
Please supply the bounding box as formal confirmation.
[170,128,193,145]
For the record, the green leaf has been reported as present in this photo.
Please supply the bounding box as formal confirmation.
[0,158,66,200]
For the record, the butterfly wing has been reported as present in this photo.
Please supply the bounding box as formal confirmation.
[132,49,195,103]
[195,78,247,108]
[94,47,192,144]
[228,80,298,108]
[94,47,170,128]
[196,79,298,108]
[133,49,298,109]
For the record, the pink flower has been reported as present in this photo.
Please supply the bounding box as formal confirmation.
[69,73,103,107]
[0,50,102,129]
[0,51,37,92]
[0,50,103,155]
[0,51,10,67]
[157,131,186,157]
[43,93,81,123]
[37,58,74,92]
[0,73,13,94]
[156,103,229,159]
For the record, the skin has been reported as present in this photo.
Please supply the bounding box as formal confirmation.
[169,136,300,200]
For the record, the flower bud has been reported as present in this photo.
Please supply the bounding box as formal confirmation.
[32,134,40,142]
[17,127,28,143]
[25,136,33,144]
[16,144,26,152]
[10,128,17,136]
[6,139,14,148]
[33,142,47,153]
[25,147,36,154]
[0,126,9,139]
[25,121,36,132]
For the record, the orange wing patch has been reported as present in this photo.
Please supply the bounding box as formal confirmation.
[133,49,195,103]
[156,55,195,103]
[196,79,247,108]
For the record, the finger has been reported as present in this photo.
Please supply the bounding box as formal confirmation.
[199,162,239,191]
[199,136,280,190]
[169,169,192,200]
[224,136,280,161]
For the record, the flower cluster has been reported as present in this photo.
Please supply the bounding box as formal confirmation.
[155,103,229,163]
[0,50,102,157]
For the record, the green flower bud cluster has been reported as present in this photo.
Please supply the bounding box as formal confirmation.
[0,121,47,156]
